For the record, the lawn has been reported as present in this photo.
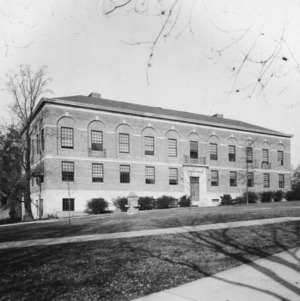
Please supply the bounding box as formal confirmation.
[0,221,300,301]
[1,201,300,243]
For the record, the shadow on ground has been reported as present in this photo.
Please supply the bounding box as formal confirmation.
[0,215,300,300]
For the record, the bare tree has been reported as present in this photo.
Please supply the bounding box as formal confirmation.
[104,0,300,98]
[6,64,52,220]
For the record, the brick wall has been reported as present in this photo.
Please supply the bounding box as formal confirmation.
[29,103,292,215]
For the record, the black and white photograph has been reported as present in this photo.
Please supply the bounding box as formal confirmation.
[0,0,300,300]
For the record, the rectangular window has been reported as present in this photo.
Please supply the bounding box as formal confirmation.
[229,145,236,162]
[279,174,285,188]
[145,166,155,184]
[210,143,218,160]
[190,141,198,159]
[31,139,34,162]
[168,139,177,157]
[246,147,253,163]
[91,130,103,151]
[61,127,73,149]
[247,172,254,187]
[92,163,103,182]
[120,165,130,183]
[41,129,44,151]
[36,134,40,154]
[278,151,284,166]
[211,170,219,186]
[262,149,269,163]
[264,173,270,188]
[169,168,178,185]
[62,161,74,182]
[144,136,154,155]
[62,198,74,211]
[230,171,237,187]
[119,133,129,153]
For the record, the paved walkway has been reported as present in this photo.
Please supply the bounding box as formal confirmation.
[132,247,300,301]
[0,216,299,250]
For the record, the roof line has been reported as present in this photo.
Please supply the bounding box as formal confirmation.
[42,97,293,138]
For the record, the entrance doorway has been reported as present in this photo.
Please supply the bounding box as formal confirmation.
[190,177,199,203]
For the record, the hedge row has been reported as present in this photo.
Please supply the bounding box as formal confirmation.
[220,190,291,206]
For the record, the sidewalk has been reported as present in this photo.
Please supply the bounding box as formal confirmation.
[0,216,299,250]
[132,247,300,301]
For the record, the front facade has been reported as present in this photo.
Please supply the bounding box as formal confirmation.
[28,93,292,218]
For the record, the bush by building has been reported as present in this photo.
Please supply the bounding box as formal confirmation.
[273,190,284,202]
[138,196,155,210]
[156,195,176,209]
[242,191,258,203]
[260,191,274,203]
[220,194,233,206]
[86,198,109,214]
[113,197,128,212]
[179,195,191,207]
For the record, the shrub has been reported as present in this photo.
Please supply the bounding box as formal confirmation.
[220,194,233,206]
[242,191,258,203]
[156,195,175,209]
[86,198,109,214]
[138,196,155,210]
[286,191,296,201]
[235,196,246,205]
[0,217,21,225]
[179,195,191,207]
[45,213,59,219]
[273,190,284,202]
[260,191,274,203]
[113,197,128,212]
[286,183,300,201]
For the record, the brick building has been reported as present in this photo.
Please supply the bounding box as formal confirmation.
[28,93,292,217]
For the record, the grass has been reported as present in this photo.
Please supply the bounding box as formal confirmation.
[0,221,300,300]
[1,201,300,243]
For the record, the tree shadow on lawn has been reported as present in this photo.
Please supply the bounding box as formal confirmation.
[0,218,300,300]
[123,218,300,300]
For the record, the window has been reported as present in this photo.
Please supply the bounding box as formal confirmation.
[264,173,270,188]
[31,139,34,162]
[145,136,154,155]
[210,143,218,160]
[169,168,178,185]
[61,127,73,149]
[279,174,285,188]
[36,134,40,154]
[41,129,44,151]
[91,130,103,151]
[230,171,237,187]
[211,170,218,186]
[262,149,269,163]
[190,141,198,159]
[246,147,253,163]
[145,166,155,184]
[278,151,284,166]
[247,172,254,187]
[120,165,130,183]
[229,145,236,162]
[168,139,177,157]
[62,162,74,182]
[92,163,103,182]
[62,198,74,211]
[119,133,129,153]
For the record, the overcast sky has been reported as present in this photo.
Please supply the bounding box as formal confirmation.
[1,0,300,166]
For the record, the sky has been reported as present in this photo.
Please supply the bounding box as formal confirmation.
[0,0,300,166]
